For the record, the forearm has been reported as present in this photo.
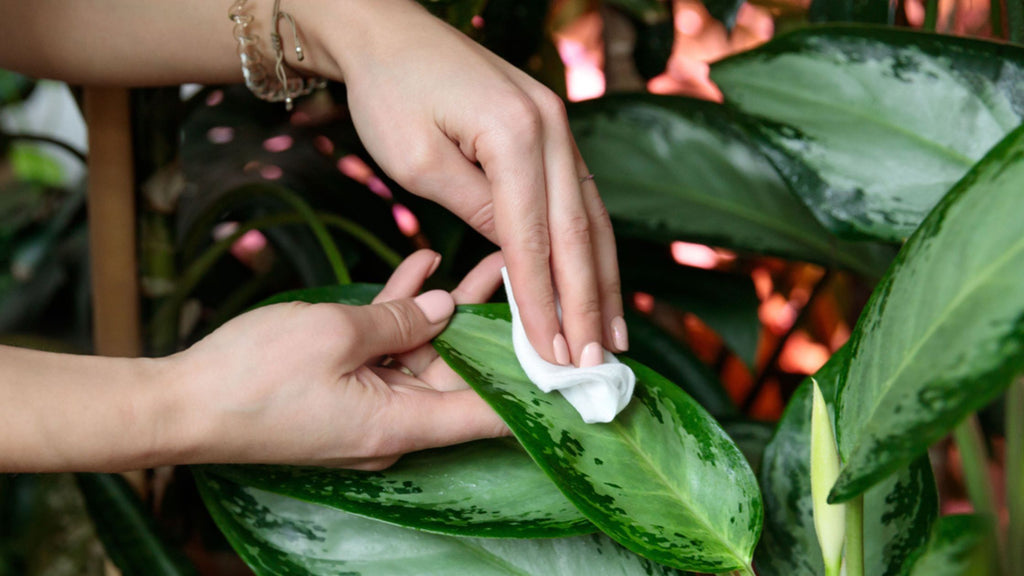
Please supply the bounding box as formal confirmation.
[0,0,350,86]
[0,345,194,472]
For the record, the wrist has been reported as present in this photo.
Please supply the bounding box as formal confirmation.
[136,355,208,467]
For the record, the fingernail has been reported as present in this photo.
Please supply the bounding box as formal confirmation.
[580,342,603,368]
[611,316,629,351]
[414,290,454,324]
[427,253,442,277]
[553,334,571,366]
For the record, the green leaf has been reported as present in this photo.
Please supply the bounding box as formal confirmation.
[626,312,739,419]
[75,474,198,576]
[570,94,895,277]
[721,419,774,475]
[202,438,593,539]
[620,240,760,368]
[831,123,1024,502]
[196,472,684,576]
[239,285,592,538]
[754,353,938,576]
[710,25,1024,241]
[703,0,746,30]
[605,0,671,24]
[435,304,762,573]
[810,380,844,576]
[808,0,894,24]
[906,515,997,576]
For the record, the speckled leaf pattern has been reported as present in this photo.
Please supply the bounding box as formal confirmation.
[755,349,938,576]
[222,285,593,538]
[569,94,895,277]
[711,25,1024,241]
[434,304,762,573]
[906,515,996,576]
[831,124,1024,502]
[196,472,684,576]
[202,439,593,538]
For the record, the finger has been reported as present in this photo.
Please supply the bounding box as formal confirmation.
[450,251,506,305]
[539,96,603,366]
[373,249,441,304]
[574,145,627,352]
[416,359,471,391]
[389,251,507,375]
[474,100,563,365]
[384,387,510,454]
[342,291,455,368]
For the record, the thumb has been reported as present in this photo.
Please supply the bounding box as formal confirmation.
[345,290,455,364]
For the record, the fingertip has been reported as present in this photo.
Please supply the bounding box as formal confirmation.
[610,315,629,352]
[413,290,455,324]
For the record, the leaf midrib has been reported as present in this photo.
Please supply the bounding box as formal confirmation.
[844,207,1024,460]
[605,415,751,569]
[719,77,977,167]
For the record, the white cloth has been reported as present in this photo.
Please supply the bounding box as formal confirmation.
[502,267,635,424]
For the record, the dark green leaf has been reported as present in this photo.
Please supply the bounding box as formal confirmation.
[196,472,684,576]
[906,514,997,576]
[704,0,746,30]
[755,348,937,576]
[831,123,1024,502]
[435,304,762,573]
[605,0,671,24]
[721,419,775,476]
[570,94,895,276]
[633,16,676,79]
[808,0,894,24]
[625,311,738,418]
[0,71,34,105]
[711,25,1024,241]
[243,285,592,538]
[203,439,593,538]
[620,240,760,367]
[76,473,197,576]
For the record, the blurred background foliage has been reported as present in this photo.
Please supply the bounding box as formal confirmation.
[0,0,1019,572]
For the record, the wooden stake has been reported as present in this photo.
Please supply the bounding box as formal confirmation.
[84,87,141,359]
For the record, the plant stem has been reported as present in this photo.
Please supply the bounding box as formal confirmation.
[317,213,403,269]
[953,414,997,518]
[1007,378,1024,576]
[1008,0,1024,43]
[266,186,350,285]
[924,0,940,30]
[844,495,864,576]
[6,132,88,164]
[992,0,1005,39]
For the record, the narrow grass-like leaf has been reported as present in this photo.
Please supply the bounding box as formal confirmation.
[196,472,683,576]
[755,348,937,576]
[830,123,1024,502]
[203,439,592,538]
[570,94,895,277]
[711,25,1024,241]
[435,304,762,573]
[76,473,197,576]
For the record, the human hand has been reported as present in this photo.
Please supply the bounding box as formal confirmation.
[174,250,509,470]
[307,0,627,367]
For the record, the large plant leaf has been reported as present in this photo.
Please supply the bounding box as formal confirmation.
[570,94,895,277]
[755,349,937,576]
[626,311,738,418]
[202,438,592,539]
[435,304,762,573]
[620,240,760,368]
[76,473,198,576]
[830,123,1024,502]
[905,514,996,576]
[711,25,1024,241]
[196,472,683,576]
[221,285,592,538]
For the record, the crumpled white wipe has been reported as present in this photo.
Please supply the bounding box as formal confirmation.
[501,267,635,424]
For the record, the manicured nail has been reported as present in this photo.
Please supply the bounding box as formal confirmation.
[427,253,442,277]
[611,316,629,352]
[553,334,571,366]
[414,290,454,324]
[580,342,604,368]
